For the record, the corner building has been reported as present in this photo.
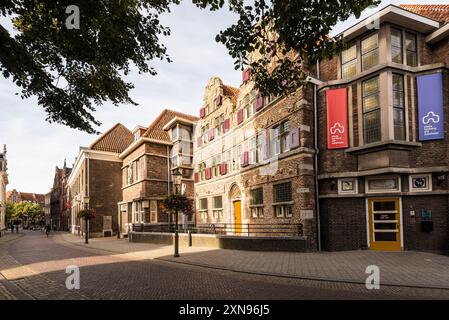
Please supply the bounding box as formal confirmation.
[317,4,449,253]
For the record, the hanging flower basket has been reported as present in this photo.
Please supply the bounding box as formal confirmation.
[161,194,193,215]
[78,209,96,220]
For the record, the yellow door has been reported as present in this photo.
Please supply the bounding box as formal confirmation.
[233,201,242,235]
[368,198,401,251]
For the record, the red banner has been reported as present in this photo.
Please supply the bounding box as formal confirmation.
[326,88,348,149]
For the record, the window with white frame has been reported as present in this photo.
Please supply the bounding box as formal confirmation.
[201,124,209,144]
[215,114,225,137]
[273,182,293,218]
[199,162,206,181]
[199,198,208,221]
[409,174,432,192]
[150,200,158,223]
[249,136,257,164]
[361,33,379,71]
[257,131,266,161]
[271,121,290,156]
[133,201,144,223]
[250,188,264,218]
[212,196,223,219]
[212,154,221,177]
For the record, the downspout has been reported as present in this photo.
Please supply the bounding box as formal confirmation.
[313,83,322,252]
[167,145,171,227]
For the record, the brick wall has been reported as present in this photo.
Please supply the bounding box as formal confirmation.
[89,159,122,235]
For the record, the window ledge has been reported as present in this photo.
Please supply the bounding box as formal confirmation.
[249,204,264,208]
[345,140,421,154]
[272,201,294,206]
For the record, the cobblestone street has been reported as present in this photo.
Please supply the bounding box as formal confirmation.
[1,230,449,300]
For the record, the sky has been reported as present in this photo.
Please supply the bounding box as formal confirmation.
[0,0,444,194]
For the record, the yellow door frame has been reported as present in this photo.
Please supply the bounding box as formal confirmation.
[368,198,401,251]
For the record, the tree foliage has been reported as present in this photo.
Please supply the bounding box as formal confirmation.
[1,1,380,132]
[161,194,193,215]
[7,201,43,220]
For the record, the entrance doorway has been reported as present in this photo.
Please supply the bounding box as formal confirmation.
[368,198,401,251]
[233,200,242,235]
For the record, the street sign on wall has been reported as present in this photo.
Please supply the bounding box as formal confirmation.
[326,88,349,149]
[417,73,444,141]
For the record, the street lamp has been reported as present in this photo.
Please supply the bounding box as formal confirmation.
[172,167,182,258]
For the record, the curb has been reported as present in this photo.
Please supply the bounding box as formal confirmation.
[155,257,449,291]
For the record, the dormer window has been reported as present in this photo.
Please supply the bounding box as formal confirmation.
[361,33,379,71]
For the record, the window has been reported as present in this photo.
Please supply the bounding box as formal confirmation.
[405,32,417,67]
[201,124,209,144]
[361,33,379,71]
[150,200,158,223]
[133,158,141,181]
[341,43,357,79]
[133,201,144,223]
[257,131,266,161]
[199,162,206,181]
[171,126,178,141]
[363,77,381,144]
[199,198,208,210]
[274,182,292,203]
[242,94,251,120]
[212,154,221,177]
[393,74,405,140]
[391,28,403,64]
[212,196,223,219]
[214,114,225,137]
[271,121,290,156]
[249,136,257,164]
[250,188,264,218]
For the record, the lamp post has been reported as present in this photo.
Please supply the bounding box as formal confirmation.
[84,196,90,244]
[172,167,182,258]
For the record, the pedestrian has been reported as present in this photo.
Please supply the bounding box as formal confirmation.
[15,224,19,233]
[10,223,14,233]
[45,225,50,237]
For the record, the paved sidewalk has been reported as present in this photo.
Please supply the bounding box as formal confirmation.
[60,233,449,290]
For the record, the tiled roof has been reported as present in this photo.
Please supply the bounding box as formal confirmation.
[6,190,45,204]
[143,109,198,142]
[223,84,240,105]
[400,5,449,24]
[90,123,134,153]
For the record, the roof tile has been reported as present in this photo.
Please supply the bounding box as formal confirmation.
[400,4,449,24]
[90,123,134,153]
[143,109,198,142]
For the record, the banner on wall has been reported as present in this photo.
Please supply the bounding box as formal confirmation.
[326,88,349,149]
[417,73,444,141]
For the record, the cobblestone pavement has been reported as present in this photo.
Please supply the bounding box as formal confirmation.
[1,230,449,300]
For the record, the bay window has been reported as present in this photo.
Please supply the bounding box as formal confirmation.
[361,33,379,71]
[391,28,403,64]
[393,74,405,140]
[363,77,381,144]
[405,32,417,67]
[341,43,357,79]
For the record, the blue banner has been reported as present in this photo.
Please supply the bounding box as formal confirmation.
[417,73,444,141]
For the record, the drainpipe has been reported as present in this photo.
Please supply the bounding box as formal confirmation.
[306,76,322,252]
[313,83,322,252]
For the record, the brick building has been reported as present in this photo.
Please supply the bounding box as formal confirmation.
[316,4,449,253]
[193,73,317,245]
[119,109,197,236]
[0,145,7,233]
[68,123,133,238]
[7,189,45,207]
[49,162,72,230]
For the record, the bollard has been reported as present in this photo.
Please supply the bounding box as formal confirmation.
[174,230,180,257]
[188,229,192,247]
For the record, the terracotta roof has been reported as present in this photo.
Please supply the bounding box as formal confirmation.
[6,190,45,204]
[223,84,240,105]
[143,109,198,142]
[90,123,134,153]
[400,4,449,24]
